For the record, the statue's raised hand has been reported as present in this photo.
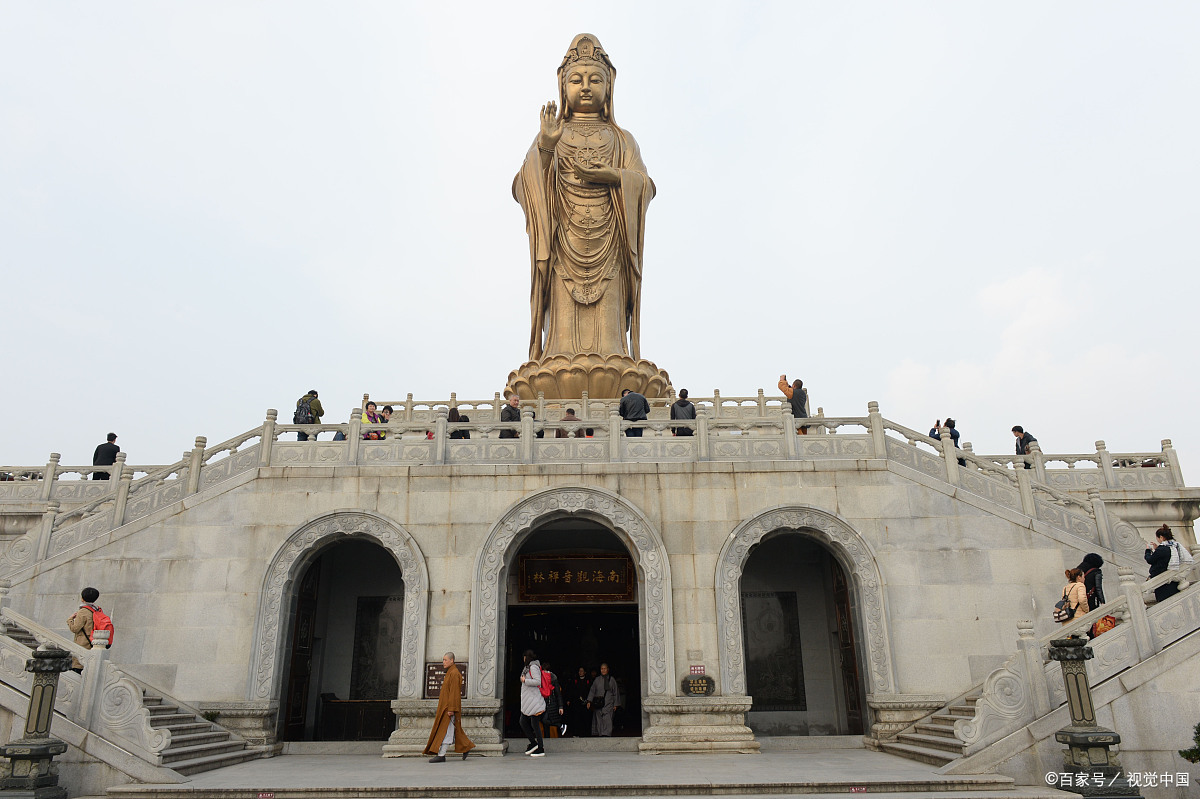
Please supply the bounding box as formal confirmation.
[539,101,563,151]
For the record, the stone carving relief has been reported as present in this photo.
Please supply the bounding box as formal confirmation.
[248,510,429,702]
[99,664,171,755]
[469,486,674,698]
[715,505,896,696]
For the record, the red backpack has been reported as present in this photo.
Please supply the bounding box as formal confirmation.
[539,668,553,698]
[83,603,115,647]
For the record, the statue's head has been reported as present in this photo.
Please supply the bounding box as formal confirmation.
[558,34,616,121]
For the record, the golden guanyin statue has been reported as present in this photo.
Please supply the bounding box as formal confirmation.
[506,34,670,400]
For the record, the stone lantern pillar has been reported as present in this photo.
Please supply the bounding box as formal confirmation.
[1046,635,1141,798]
[0,646,73,799]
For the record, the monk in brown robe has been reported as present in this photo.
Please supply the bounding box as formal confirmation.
[424,652,475,762]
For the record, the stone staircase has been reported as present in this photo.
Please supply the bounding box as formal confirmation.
[881,695,978,766]
[0,613,260,777]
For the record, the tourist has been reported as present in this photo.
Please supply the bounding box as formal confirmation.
[361,402,384,440]
[66,587,102,672]
[619,389,649,437]
[91,433,120,480]
[424,652,474,762]
[566,666,591,737]
[556,408,580,439]
[294,390,323,441]
[539,661,567,739]
[448,407,471,440]
[1012,426,1036,469]
[1077,553,1106,609]
[1057,568,1089,625]
[778,374,809,434]
[930,418,966,467]
[1145,524,1191,602]
[670,389,696,436]
[586,662,620,737]
[500,394,521,439]
[518,649,547,756]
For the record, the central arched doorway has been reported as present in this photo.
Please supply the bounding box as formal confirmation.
[279,538,405,742]
[503,518,642,738]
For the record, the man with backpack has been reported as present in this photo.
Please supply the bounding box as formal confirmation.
[294,390,323,441]
[67,586,114,672]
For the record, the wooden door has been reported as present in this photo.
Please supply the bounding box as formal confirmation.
[831,562,864,734]
[282,559,321,740]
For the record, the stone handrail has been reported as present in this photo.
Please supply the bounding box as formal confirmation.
[0,600,171,764]
[949,556,1200,758]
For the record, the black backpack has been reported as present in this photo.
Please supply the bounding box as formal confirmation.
[293,396,314,425]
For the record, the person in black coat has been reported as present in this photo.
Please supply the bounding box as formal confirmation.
[1077,552,1106,608]
[92,433,120,480]
[499,394,520,439]
[1144,524,1180,602]
[1012,425,1036,469]
[539,663,567,739]
[670,389,696,436]
[566,666,591,737]
[619,389,650,437]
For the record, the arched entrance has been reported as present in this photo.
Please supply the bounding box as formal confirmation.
[468,487,675,737]
[715,506,895,737]
[248,510,429,741]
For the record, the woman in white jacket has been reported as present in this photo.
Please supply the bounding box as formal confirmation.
[518,649,547,757]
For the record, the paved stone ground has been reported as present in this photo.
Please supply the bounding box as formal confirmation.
[106,750,1074,798]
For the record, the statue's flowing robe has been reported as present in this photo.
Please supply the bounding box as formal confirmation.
[514,122,654,361]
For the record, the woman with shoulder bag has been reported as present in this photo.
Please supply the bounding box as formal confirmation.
[1054,568,1089,625]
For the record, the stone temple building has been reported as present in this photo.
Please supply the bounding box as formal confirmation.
[0,395,1197,794]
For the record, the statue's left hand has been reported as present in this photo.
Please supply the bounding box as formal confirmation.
[572,162,621,185]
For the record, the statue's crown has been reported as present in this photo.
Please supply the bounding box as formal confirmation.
[559,34,613,75]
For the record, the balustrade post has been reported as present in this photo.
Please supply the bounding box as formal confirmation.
[1094,440,1116,488]
[434,411,448,465]
[449,392,457,411]
[39,454,60,502]
[1015,620,1051,718]
[608,411,622,462]
[361,393,370,412]
[1117,566,1157,659]
[35,502,60,563]
[696,410,710,461]
[867,402,886,459]
[404,393,415,421]
[112,464,132,528]
[711,390,721,419]
[186,437,207,495]
[347,409,363,465]
[1086,489,1114,550]
[536,392,546,423]
[76,630,112,729]
[1161,439,1184,486]
[1028,441,1046,482]
[260,409,277,466]
[1015,469,1037,516]
[781,406,797,459]
[580,391,590,421]
[520,409,535,464]
[493,393,503,421]
[938,425,959,485]
[756,388,766,415]
[814,407,826,435]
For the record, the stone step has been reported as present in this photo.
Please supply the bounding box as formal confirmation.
[932,712,973,724]
[149,713,199,727]
[947,705,976,717]
[168,748,261,776]
[147,703,182,716]
[915,721,960,739]
[878,740,959,767]
[141,693,165,705]
[158,721,214,735]
[896,732,965,754]
[161,740,246,764]
[165,730,230,748]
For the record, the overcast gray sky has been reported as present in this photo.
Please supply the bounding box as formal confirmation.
[3,2,1198,473]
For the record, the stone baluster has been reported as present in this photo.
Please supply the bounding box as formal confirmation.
[361,393,370,412]
[756,388,766,415]
[185,436,207,495]
[1027,441,1046,482]
[404,393,415,421]
[34,502,60,563]
[0,579,10,636]
[697,410,711,461]
[1161,439,1184,486]
[1015,468,1037,517]
[347,409,363,465]
[39,454,60,502]
[712,389,722,419]
[112,463,133,528]
[1117,566,1157,659]
[608,410,622,462]
[813,407,826,435]
[962,442,973,455]
[260,409,277,466]
[449,393,457,412]
[1086,488,1114,550]
[434,411,448,465]
[493,393,503,421]
[781,405,797,459]
[1015,620,1051,718]
[536,392,546,422]
[580,391,590,421]
[520,409,535,464]
[938,425,959,485]
[1095,440,1116,488]
[76,629,112,729]
[867,402,886,459]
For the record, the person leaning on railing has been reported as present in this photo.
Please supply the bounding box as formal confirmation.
[778,374,808,435]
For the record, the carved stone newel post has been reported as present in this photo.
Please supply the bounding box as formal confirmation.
[0,646,73,799]
[1046,635,1140,798]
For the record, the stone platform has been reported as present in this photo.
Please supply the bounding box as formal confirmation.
[105,750,1073,799]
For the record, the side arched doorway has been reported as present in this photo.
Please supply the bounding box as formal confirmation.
[716,506,896,739]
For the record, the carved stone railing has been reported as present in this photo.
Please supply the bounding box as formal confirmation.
[0,595,171,765]
[949,556,1200,759]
